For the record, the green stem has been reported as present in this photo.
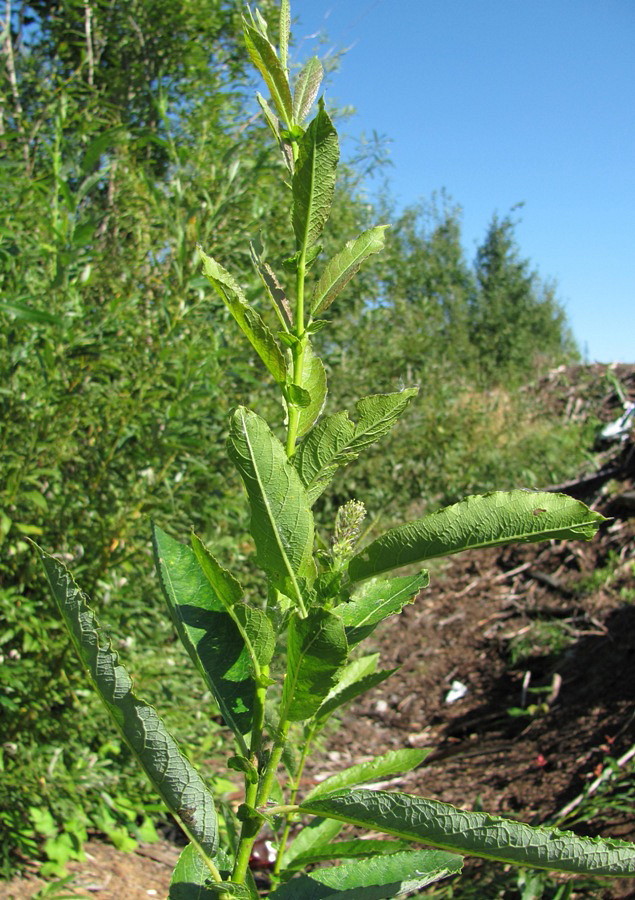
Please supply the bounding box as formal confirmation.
[285,251,307,457]
[231,776,260,884]
[231,714,290,885]
[272,723,316,878]
[250,666,269,760]
[256,719,290,809]
[230,666,270,884]
[235,723,292,883]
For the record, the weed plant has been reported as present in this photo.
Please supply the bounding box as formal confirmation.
[32,2,635,896]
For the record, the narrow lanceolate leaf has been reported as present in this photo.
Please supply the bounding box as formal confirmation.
[304,748,432,801]
[190,533,275,671]
[310,654,392,727]
[313,668,396,727]
[0,300,63,325]
[279,0,290,73]
[243,19,293,126]
[269,848,463,898]
[227,407,315,598]
[256,92,293,172]
[280,609,348,721]
[349,491,608,582]
[284,838,411,870]
[199,249,286,384]
[293,389,418,504]
[292,102,339,251]
[323,652,381,693]
[252,6,268,33]
[297,342,328,439]
[293,56,323,124]
[250,242,292,328]
[256,92,281,142]
[152,526,256,742]
[38,550,218,858]
[311,226,388,316]
[282,816,343,869]
[301,789,635,876]
[334,573,428,645]
[347,389,419,452]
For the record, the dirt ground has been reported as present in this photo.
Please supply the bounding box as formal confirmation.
[2,364,634,899]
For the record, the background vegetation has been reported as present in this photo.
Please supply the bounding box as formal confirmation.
[1,0,585,877]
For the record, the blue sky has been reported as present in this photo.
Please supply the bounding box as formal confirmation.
[291,0,634,363]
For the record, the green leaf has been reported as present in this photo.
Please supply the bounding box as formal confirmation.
[252,7,269,34]
[304,748,432,801]
[292,101,339,252]
[348,389,419,452]
[293,410,353,503]
[311,226,388,316]
[348,491,608,581]
[269,848,463,898]
[306,319,328,334]
[190,534,275,670]
[81,125,128,172]
[227,407,315,599]
[199,249,287,384]
[294,389,418,504]
[281,609,348,721]
[313,668,396,726]
[201,886,255,899]
[278,332,299,349]
[169,844,230,899]
[37,550,218,858]
[279,0,290,73]
[300,789,635,876]
[250,242,292,328]
[282,817,343,868]
[236,803,265,828]
[189,532,242,608]
[310,654,390,728]
[256,92,293,171]
[293,57,323,123]
[297,342,327,439]
[334,573,428,645]
[15,522,43,535]
[283,243,322,273]
[227,755,259,784]
[242,19,293,125]
[0,300,63,325]
[152,526,256,742]
[171,859,254,900]
[320,652,380,695]
[285,839,411,870]
[287,383,312,408]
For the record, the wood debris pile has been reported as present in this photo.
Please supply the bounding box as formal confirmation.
[529,363,635,504]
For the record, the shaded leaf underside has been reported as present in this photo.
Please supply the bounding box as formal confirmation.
[38,549,218,858]
[301,789,635,876]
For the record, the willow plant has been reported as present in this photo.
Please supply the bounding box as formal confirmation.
[37,2,635,897]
